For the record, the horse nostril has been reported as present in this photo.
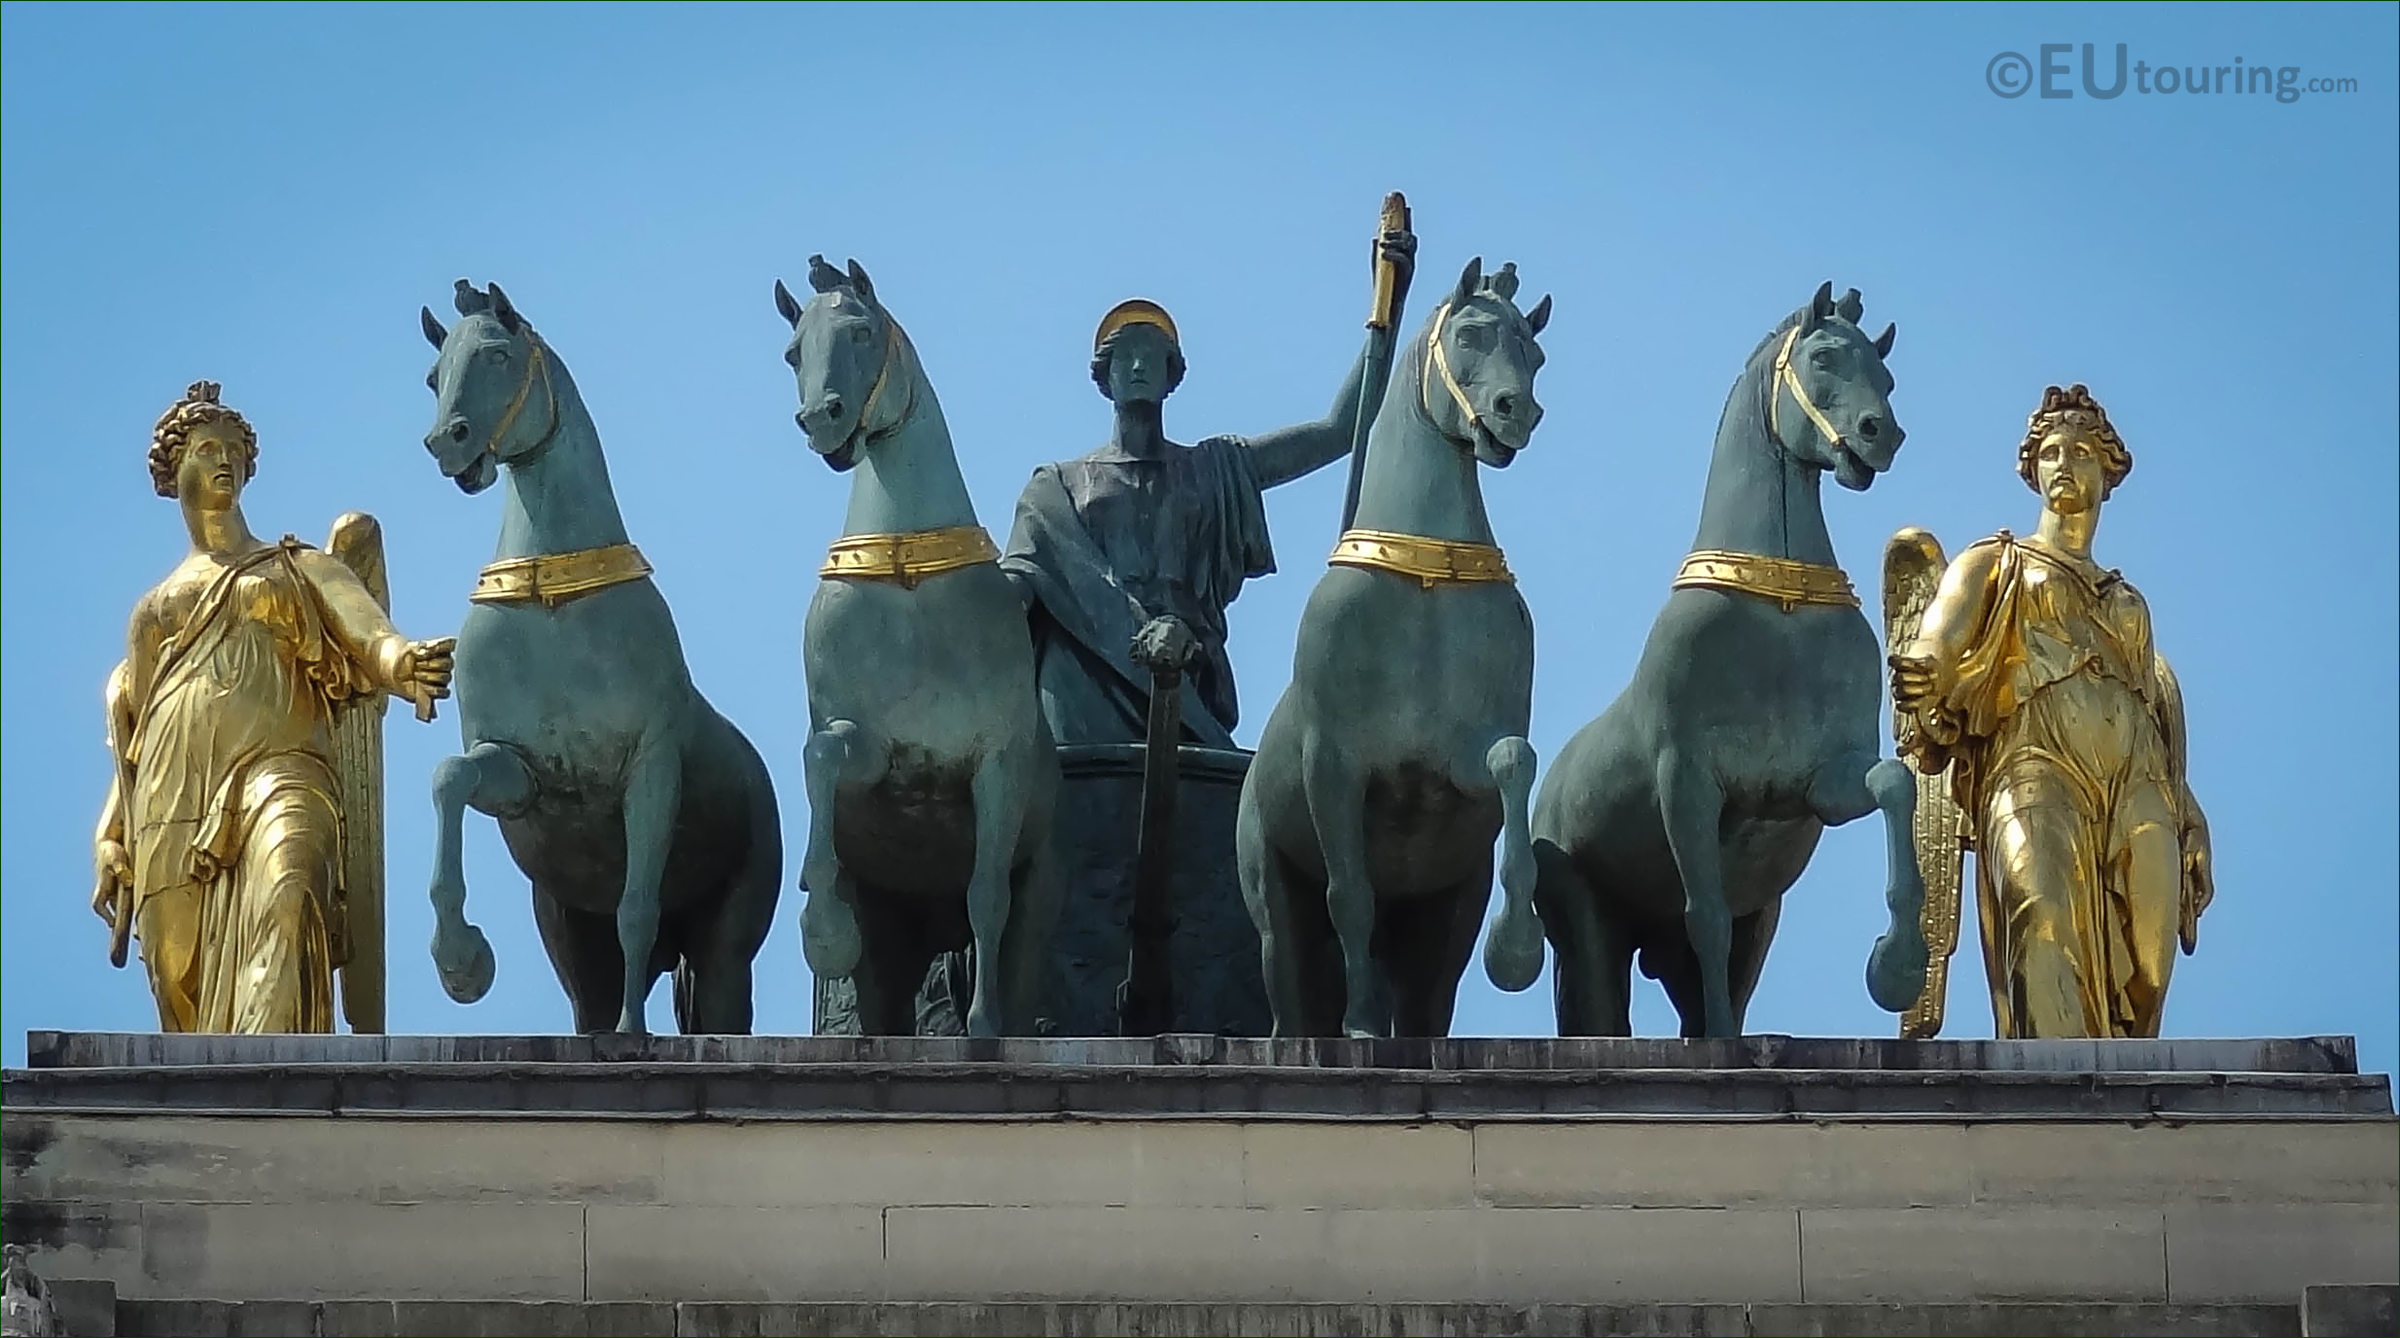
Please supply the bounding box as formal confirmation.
[1494,393,1517,419]
[447,420,471,444]
[822,394,845,422]
[1859,415,1882,441]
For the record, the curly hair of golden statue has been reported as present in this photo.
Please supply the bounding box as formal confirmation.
[149,379,259,498]
[2015,382,2132,496]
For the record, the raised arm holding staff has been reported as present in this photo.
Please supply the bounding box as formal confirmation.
[1000,202,1417,750]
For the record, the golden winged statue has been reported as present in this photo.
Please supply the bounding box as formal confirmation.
[1881,528,1971,1039]
[1883,385,2213,1039]
[90,382,452,1033]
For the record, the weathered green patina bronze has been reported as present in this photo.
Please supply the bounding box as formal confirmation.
[1530,283,1927,1039]
[968,216,1417,1037]
[418,282,783,1036]
[1000,237,1418,749]
[779,257,1062,1038]
[1239,257,1552,1038]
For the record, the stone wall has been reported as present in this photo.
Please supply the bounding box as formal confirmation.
[8,1114,2394,1307]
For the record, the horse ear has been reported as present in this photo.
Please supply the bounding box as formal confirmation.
[1451,257,1482,307]
[1873,322,1896,359]
[488,282,523,334]
[421,306,449,350]
[1801,281,1835,335]
[807,255,845,295]
[845,259,876,304]
[1525,294,1553,336]
[1836,287,1864,324]
[774,279,804,327]
[452,278,489,316]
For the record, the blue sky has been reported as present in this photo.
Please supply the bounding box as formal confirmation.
[4,3,2392,1072]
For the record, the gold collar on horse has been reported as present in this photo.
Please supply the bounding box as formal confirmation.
[471,543,653,608]
[1329,528,1514,589]
[1673,548,1858,613]
[820,525,1000,589]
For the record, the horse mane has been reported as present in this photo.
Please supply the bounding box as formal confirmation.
[1721,308,1806,453]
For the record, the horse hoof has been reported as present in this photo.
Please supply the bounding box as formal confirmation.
[433,923,496,1004]
[964,1001,998,1039]
[1866,929,1929,1013]
[799,890,862,978]
[1483,914,1547,993]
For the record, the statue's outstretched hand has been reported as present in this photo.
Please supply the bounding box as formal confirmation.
[395,637,456,707]
[1889,652,1941,714]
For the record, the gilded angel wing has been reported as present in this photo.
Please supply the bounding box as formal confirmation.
[1883,527,1968,1039]
[324,511,388,1034]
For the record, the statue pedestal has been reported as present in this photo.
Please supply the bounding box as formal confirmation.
[7,1034,2395,1336]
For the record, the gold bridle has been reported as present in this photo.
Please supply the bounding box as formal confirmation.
[1420,298,1490,445]
[852,315,905,436]
[483,332,561,465]
[817,310,911,459]
[1768,325,1849,455]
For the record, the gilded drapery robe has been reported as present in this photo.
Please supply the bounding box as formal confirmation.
[111,540,383,1033]
[1907,534,2202,1037]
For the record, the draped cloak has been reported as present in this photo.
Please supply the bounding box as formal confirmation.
[1914,534,2193,1037]
[119,542,375,1033]
[1000,436,1275,748]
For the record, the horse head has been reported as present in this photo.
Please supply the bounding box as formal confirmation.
[1411,258,1552,468]
[419,280,559,495]
[1761,282,1902,492]
[773,256,914,473]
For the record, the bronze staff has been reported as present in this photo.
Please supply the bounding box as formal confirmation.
[1340,191,1413,532]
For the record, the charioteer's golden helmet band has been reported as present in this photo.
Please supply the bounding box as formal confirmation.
[1094,299,1179,351]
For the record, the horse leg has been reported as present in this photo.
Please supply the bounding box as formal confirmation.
[962,746,1030,1038]
[1388,875,1488,1038]
[841,879,919,1036]
[996,807,1063,1038]
[1807,751,1928,1012]
[531,889,623,1034]
[608,738,683,1035]
[1238,782,1311,1037]
[681,767,783,1036]
[427,742,531,1004]
[1656,749,1737,1037]
[1301,734,1381,1038]
[1726,899,1782,1035]
[1536,842,1632,1036]
[800,719,884,979]
[1479,737,1544,992]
